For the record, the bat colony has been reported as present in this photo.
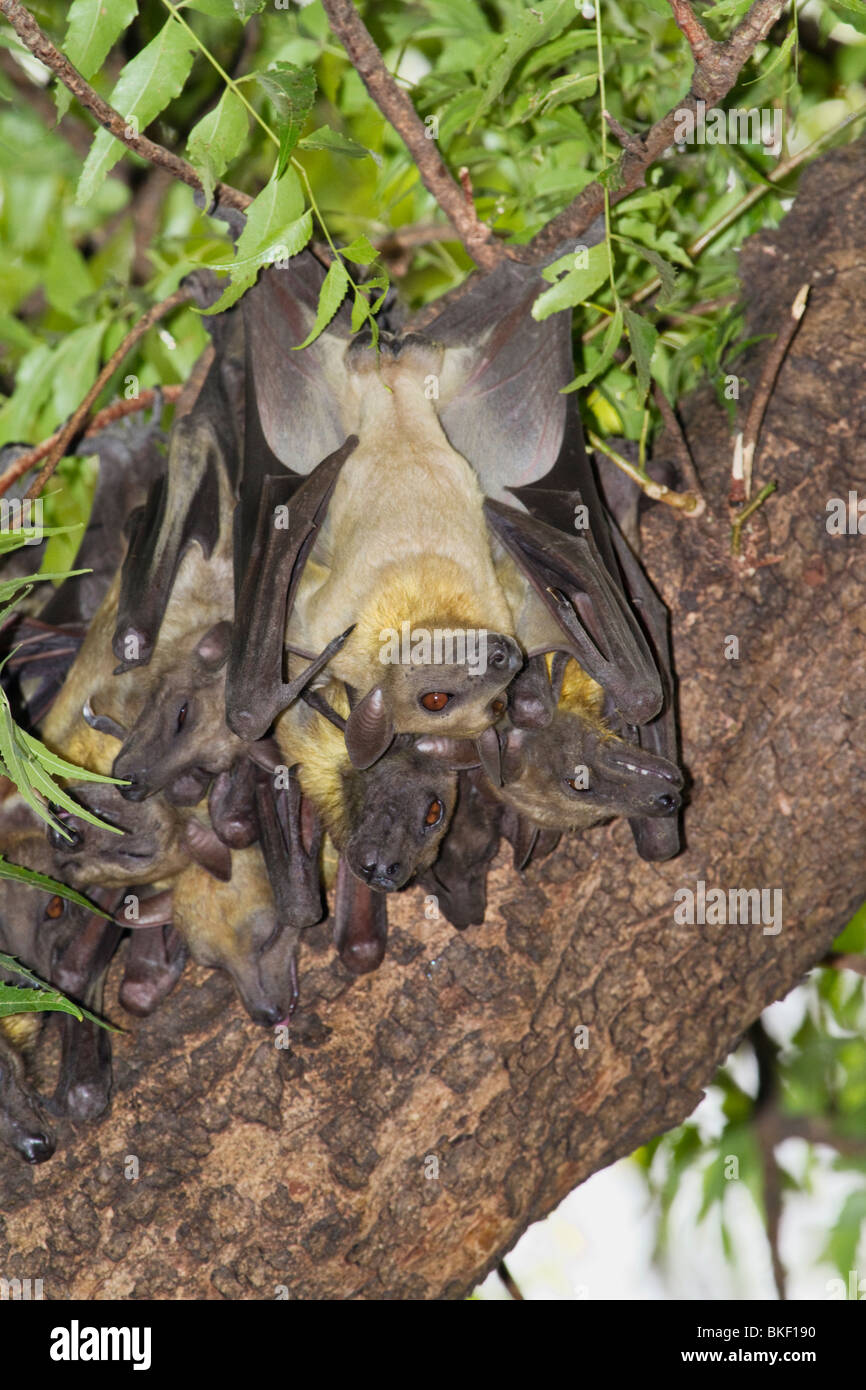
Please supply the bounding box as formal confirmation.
[0,247,683,1164]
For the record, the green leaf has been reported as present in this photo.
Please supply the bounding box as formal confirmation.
[0,863,111,920]
[204,167,312,314]
[612,233,679,307]
[0,569,87,609]
[57,0,139,120]
[295,258,350,350]
[298,125,376,161]
[469,0,575,130]
[563,304,624,394]
[340,235,379,266]
[255,63,316,175]
[822,1189,866,1279]
[76,18,196,205]
[17,729,127,789]
[0,524,82,559]
[539,72,597,116]
[623,305,658,397]
[532,242,610,321]
[0,956,119,1028]
[187,89,248,209]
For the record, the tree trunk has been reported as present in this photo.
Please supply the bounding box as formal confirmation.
[1,144,864,1302]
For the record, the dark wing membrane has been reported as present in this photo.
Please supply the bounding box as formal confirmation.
[333,856,388,976]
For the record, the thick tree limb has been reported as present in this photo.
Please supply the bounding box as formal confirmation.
[1,145,863,1300]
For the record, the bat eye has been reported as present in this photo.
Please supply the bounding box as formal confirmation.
[491,698,506,716]
[45,895,64,919]
[424,799,443,828]
[176,702,188,732]
[420,692,451,712]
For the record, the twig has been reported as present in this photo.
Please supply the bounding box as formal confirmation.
[602,109,644,158]
[0,286,194,501]
[588,431,703,515]
[667,1,714,64]
[750,1021,787,1301]
[523,0,786,261]
[496,1259,524,1301]
[0,0,250,214]
[730,481,777,556]
[319,0,501,270]
[734,283,810,503]
[0,387,182,496]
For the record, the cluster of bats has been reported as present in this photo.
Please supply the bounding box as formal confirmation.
[0,245,683,1165]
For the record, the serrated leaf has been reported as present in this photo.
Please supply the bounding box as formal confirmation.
[540,71,597,116]
[469,0,575,131]
[532,242,610,321]
[623,306,657,397]
[56,0,139,120]
[22,757,125,834]
[0,955,119,1028]
[298,125,375,161]
[0,568,87,607]
[18,729,127,788]
[295,259,349,350]
[187,88,248,209]
[0,525,83,558]
[340,235,379,266]
[563,305,624,394]
[254,63,316,178]
[612,233,679,307]
[76,19,196,205]
[204,168,312,314]
[0,865,112,920]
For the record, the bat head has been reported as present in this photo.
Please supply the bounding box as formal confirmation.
[343,631,522,768]
[112,620,236,802]
[47,783,189,888]
[340,738,460,892]
[495,710,683,832]
[172,848,296,1026]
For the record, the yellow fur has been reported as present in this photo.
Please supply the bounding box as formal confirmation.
[275,687,350,843]
[0,1014,40,1050]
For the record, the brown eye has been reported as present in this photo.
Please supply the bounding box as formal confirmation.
[45,895,64,919]
[421,692,450,712]
[491,699,506,716]
[425,799,443,827]
[176,702,188,731]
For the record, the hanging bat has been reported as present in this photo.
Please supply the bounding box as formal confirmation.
[0,798,122,1161]
[111,276,244,670]
[227,256,523,753]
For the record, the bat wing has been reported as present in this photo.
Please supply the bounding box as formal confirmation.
[226,438,358,741]
[485,495,662,725]
[419,769,502,929]
[419,258,573,503]
[241,255,354,479]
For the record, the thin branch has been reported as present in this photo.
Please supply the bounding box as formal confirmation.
[588,431,703,515]
[496,1260,525,1301]
[523,0,786,260]
[0,286,194,501]
[319,0,502,271]
[735,283,810,503]
[821,952,866,979]
[0,0,250,214]
[750,1021,787,1301]
[730,480,777,556]
[602,108,644,158]
[667,1,714,64]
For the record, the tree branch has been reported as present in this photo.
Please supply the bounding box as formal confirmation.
[0,286,194,501]
[522,0,786,260]
[319,0,502,270]
[0,0,251,214]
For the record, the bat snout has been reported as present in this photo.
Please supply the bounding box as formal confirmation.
[18,1129,56,1164]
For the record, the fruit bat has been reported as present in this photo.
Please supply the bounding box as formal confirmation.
[0,798,122,1162]
[111,275,244,670]
[226,255,524,751]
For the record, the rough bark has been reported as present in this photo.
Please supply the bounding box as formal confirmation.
[1,144,864,1302]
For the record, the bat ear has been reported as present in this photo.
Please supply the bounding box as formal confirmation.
[344,687,395,770]
[196,620,232,671]
[184,819,232,881]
